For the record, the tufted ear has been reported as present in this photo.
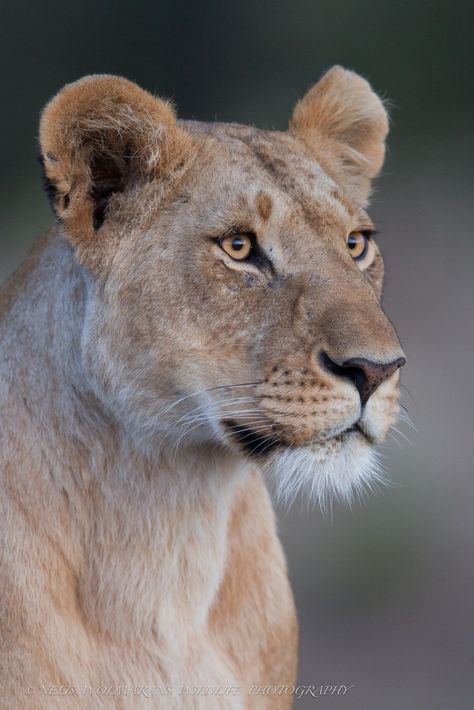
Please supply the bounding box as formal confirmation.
[289,66,389,205]
[39,74,193,248]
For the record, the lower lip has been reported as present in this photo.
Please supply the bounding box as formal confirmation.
[329,425,371,445]
[347,426,375,445]
[328,427,358,444]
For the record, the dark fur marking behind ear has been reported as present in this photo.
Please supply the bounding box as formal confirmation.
[92,197,110,231]
[38,140,134,230]
[38,155,59,214]
[88,148,131,230]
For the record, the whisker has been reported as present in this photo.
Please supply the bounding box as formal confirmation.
[169,413,263,450]
[399,383,419,411]
[170,411,271,458]
[390,425,413,446]
[220,422,277,446]
[169,394,259,424]
[158,381,262,418]
[386,431,403,448]
[397,409,418,433]
[174,396,259,425]
[164,397,261,442]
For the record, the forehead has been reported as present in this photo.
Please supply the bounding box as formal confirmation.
[181,120,365,235]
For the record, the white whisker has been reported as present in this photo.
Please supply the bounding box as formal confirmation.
[390,425,413,446]
[157,382,261,418]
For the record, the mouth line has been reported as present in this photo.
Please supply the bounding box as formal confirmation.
[316,425,360,446]
[343,423,376,445]
[222,419,374,458]
[222,419,280,459]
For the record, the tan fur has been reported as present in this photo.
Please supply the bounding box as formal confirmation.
[289,66,389,205]
[0,68,404,707]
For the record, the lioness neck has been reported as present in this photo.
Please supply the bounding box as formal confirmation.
[0,231,247,645]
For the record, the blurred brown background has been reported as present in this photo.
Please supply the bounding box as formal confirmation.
[1,2,473,708]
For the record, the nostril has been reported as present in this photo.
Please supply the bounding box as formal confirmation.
[320,352,405,404]
[320,352,368,401]
[319,352,349,380]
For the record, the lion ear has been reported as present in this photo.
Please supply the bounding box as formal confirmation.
[39,74,193,244]
[289,66,389,205]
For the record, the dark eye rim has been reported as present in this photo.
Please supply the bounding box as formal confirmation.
[214,229,274,273]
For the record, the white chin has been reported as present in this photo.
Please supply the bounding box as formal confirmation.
[265,432,385,507]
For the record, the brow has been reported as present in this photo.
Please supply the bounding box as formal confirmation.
[332,192,374,229]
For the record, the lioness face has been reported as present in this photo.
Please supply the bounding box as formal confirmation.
[40,68,405,502]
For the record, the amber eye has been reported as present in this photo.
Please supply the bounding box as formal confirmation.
[219,233,253,260]
[346,231,369,261]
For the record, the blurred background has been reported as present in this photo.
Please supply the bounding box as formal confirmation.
[1,1,472,707]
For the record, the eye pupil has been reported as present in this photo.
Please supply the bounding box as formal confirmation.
[232,237,245,251]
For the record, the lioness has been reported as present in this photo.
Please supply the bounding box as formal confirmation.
[0,67,404,708]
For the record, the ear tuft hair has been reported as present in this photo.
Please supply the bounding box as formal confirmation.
[289,66,389,204]
[39,74,193,245]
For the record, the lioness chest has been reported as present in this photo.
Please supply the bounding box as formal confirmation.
[0,471,296,709]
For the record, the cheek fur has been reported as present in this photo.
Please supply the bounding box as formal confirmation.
[366,248,384,297]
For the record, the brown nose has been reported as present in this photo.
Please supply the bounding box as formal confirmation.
[321,352,406,404]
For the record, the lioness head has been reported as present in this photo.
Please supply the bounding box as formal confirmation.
[39,67,405,502]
